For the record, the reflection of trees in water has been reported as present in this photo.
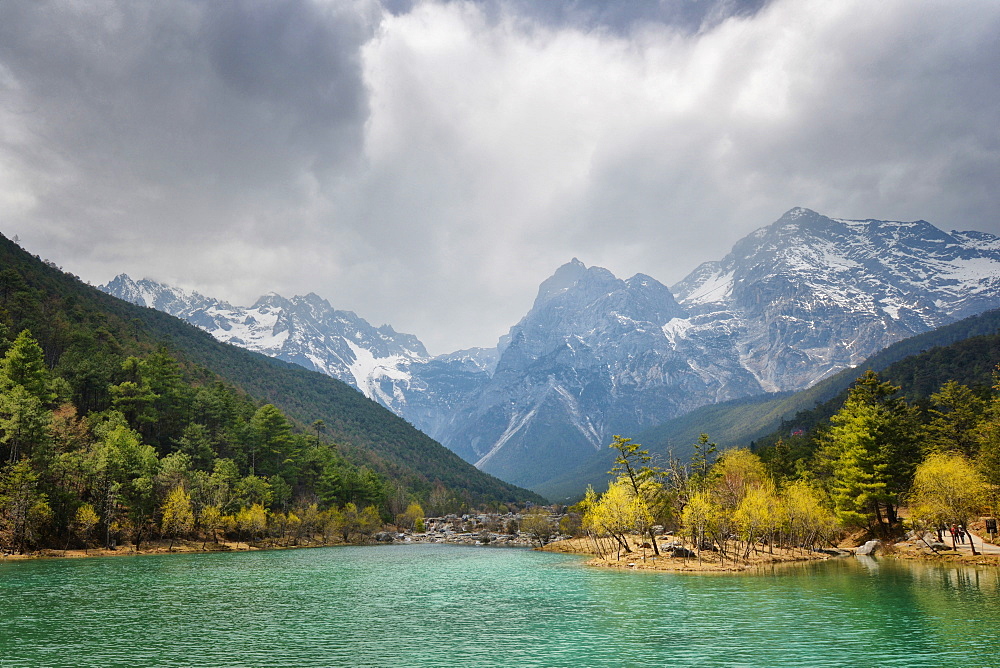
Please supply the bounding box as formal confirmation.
[902,560,1000,648]
[906,560,1000,595]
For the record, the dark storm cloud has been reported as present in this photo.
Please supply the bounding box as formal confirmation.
[0,0,376,251]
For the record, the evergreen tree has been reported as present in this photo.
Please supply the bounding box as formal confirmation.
[827,400,890,528]
[250,404,294,477]
[89,416,160,549]
[0,330,55,405]
[766,437,795,483]
[923,380,985,457]
[0,459,52,553]
[0,385,51,464]
[174,423,215,470]
[690,433,717,489]
[825,371,918,530]
[975,371,1000,514]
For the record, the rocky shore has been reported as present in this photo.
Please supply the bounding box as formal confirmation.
[392,532,540,547]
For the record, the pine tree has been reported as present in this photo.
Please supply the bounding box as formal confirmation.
[0,385,52,464]
[690,433,717,489]
[828,395,890,529]
[826,371,919,530]
[0,459,52,554]
[0,330,55,405]
[250,404,294,477]
[924,380,985,457]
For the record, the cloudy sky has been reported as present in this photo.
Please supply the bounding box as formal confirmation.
[2,0,999,354]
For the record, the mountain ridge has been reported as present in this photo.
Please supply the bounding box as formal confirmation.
[101,207,1000,490]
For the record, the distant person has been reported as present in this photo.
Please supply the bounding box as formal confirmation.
[957,525,966,545]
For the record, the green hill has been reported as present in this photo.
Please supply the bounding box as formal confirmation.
[537,308,1000,501]
[0,232,542,507]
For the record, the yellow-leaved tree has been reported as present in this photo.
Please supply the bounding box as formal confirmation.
[70,503,100,554]
[583,478,650,559]
[199,504,223,549]
[161,485,194,551]
[910,452,986,553]
[781,480,836,554]
[733,482,779,560]
[681,490,719,565]
[396,502,425,532]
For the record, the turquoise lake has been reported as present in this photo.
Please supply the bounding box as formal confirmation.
[1,544,998,667]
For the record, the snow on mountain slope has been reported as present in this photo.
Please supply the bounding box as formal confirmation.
[671,207,1000,391]
[99,275,487,437]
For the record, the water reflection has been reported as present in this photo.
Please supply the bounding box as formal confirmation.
[855,553,880,573]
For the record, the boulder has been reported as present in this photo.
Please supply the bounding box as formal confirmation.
[671,546,697,559]
[855,540,880,556]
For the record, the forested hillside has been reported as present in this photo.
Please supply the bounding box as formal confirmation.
[0,233,540,553]
[750,331,1000,457]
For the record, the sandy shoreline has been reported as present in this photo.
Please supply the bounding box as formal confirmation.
[8,532,1000,572]
[542,532,1000,573]
[540,536,843,573]
[0,538,344,561]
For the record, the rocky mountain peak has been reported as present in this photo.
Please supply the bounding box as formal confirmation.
[671,209,1000,392]
[251,292,290,310]
[533,257,591,306]
[536,260,679,314]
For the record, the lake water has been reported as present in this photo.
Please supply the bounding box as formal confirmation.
[1,544,998,667]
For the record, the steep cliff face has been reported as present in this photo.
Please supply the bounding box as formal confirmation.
[434,259,763,487]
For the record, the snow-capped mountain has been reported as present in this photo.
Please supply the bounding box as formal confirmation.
[672,207,1000,391]
[99,275,491,433]
[431,209,1000,487]
[101,208,1000,491]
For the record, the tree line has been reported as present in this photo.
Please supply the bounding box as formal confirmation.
[0,328,422,554]
[576,367,1000,562]
[0,239,541,525]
